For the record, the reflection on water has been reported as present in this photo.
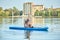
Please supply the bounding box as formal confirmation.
[0,17,3,24]
[0,17,60,40]
[34,17,44,25]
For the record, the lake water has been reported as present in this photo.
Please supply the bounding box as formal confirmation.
[0,17,60,40]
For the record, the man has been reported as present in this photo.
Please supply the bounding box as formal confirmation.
[24,18,33,39]
[24,18,33,28]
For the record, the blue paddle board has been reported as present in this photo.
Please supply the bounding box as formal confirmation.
[9,27,48,31]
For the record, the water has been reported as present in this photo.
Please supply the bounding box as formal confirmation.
[0,17,60,40]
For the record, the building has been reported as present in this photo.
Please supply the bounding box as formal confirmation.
[23,2,45,25]
[23,2,33,16]
[23,2,44,16]
[32,5,44,16]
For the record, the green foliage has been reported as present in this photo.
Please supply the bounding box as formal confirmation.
[8,8,12,16]
[50,11,52,16]
[20,11,23,16]
[44,11,49,16]
[56,11,60,16]
[34,10,40,16]
[50,10,58,16]
[0,6,60,17]
[8,13,12,16]
[13,6,20,16]
[0,7,3,11]
[0,12,6,17]
[39,11,43,16]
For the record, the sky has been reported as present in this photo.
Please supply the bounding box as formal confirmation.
[0,0,60,10]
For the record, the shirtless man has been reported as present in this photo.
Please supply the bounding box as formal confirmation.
[24,18,33,28]
[24,18,33,39]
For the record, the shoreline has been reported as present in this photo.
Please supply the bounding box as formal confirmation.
[0,16,60,18]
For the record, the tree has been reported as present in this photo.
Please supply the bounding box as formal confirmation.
[43,8,49,16]
[53,10,58,16]
[13,7,20,16]
[34,10,40,16]
[20,11,23,16]
[56,10,60,16]
[0,12,6,17]
[0,7,3,11]
[0,7,3,16]
[39,11,43,16]
[50,10,58,16]
[44,11,49,16]
[8,8,12,16]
